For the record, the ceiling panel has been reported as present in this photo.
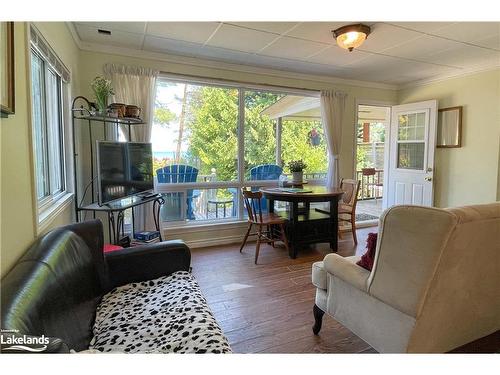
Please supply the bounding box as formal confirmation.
[206,23,279,53]
[431,22,500,44]
[285,22,347,44]
[260,36,327,59]
[75,24,144,49]
[360,23,423,53]
[143,35,202,57]
[381,35,464,63]
[307,46,370,66]
[343,54,437,79]
[388,22,455,33]
[472,33,500,50]
[228,22,299,35]
[146,22,220,44]
[381,64,459,84]
[423,44,500,68]
[72,21,500,86]
[351,63,444,84]
[74,22,146,34]
[242,55,346,76]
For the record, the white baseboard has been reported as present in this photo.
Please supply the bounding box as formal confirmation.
[182,234,248,249]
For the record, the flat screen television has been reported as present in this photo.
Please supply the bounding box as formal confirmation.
[96,141,154,205]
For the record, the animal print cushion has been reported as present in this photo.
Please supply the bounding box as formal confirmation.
[89,271,231,353]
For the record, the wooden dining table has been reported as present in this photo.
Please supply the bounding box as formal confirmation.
[260,186,344,259]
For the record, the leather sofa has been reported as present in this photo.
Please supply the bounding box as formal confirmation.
[312,203,500,353]
[0,220,194,353]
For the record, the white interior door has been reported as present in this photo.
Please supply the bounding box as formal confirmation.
[383,100,438,208]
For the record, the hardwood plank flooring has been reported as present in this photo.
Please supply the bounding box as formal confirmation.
[190,226,499,353]
[191,228,373,353]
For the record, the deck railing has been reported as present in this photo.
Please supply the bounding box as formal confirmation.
[356,169,384,200]
[158,168,383,222]
[284,172,328,180]
[156,170,328,222]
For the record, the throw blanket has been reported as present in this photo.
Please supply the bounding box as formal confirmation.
[90,271,231,353]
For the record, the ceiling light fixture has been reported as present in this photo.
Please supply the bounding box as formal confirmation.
[332,24,371,52]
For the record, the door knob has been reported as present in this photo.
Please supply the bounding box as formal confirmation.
[425,177,432,181]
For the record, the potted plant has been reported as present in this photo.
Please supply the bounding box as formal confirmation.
[287,159,307,184]
[90,76,114,116]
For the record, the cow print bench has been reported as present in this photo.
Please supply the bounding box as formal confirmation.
[89,271,231,353]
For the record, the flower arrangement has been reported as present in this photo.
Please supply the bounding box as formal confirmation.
[90,76,114,114]
[287,159,307,172]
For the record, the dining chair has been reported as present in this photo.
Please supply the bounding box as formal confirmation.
[239,188,290,264]
[248,164,283,212]
[338,178,361,245]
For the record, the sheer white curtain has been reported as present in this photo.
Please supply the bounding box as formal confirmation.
[103,63,158,142]
[320,90,347,188]
[104,63,159,231]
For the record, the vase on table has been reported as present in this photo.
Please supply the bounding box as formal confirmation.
[292,171,303,184]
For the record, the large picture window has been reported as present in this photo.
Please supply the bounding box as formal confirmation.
[153,77,326,224]
[30,49,66,213]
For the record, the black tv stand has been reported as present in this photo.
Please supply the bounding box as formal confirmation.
[79,194,165,245]
[138,192,159,200]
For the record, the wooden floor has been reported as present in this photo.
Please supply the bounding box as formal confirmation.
[191,226,499,353]
[191,227,376,353]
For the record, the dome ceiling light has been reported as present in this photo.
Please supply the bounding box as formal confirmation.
[332,24,371,52]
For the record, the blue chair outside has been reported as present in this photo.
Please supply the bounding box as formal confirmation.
[250,164,283,181]
[249,164,283,212]
[156,165,199,220]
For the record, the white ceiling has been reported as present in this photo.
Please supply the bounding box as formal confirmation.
[72,21,500,85]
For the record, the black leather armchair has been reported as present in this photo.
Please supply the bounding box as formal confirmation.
[0,220,190,353]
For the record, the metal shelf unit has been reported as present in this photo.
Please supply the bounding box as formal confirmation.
[71,96,163,244]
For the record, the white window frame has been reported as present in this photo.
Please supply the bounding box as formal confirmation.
[154,74,325,227]
[29,31,73,232]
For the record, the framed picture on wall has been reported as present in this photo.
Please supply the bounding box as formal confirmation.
[1,22,15,116]
[437,106,462,148]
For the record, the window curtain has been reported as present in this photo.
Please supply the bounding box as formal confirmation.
[104,63,159,231]
[103,63,158,142]
[320,90,347,188]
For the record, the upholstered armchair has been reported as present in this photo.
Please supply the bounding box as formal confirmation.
[311,203,500,353]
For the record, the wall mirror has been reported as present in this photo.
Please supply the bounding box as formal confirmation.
[437,106,462,148]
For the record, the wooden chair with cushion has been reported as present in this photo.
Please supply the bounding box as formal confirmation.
[338,178,361,244]
[239,188,290,264]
